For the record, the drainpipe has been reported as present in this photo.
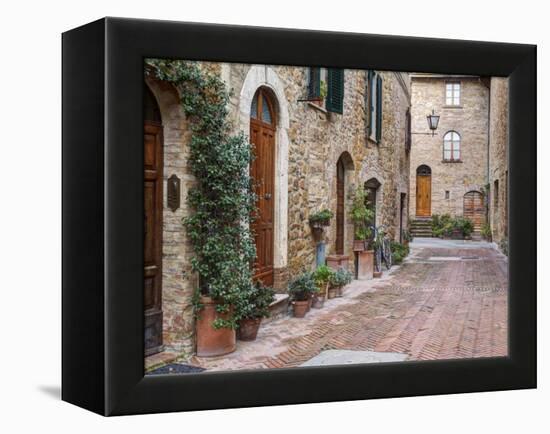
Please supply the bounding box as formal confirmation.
[485,79,491,223]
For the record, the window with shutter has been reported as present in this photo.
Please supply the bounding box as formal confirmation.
[376,75,383,143]
[366,70,373,138]
[326,68,344,114]
[308,67,321,99]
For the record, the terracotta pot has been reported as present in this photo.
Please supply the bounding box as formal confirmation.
[293,300,309,318]
[327,287,338,299]
[312,294,325,309]
[196,296,236,357]
[353,240,366,252]
[307,293,313,311]
[357,249,374,280]
[336,286,343,297]
[373,270,383,278]
[238,317,262,341]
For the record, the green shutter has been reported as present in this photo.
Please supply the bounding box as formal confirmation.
[326,68,344,114]
[366,70,373,137]
[308,67,321,99]
[376,75,383,143]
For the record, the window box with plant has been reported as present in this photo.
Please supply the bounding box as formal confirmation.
[309,209,333,229]
[288,272,318,318]
[235,282,275,341]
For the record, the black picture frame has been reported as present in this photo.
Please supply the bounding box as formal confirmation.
[62,17,536,416]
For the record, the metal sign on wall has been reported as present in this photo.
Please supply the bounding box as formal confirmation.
[167,174,180,212]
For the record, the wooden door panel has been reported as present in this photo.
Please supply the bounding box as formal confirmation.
[336,159,345,254]
[416,175,431,217]
[144,121,163,355]
[250,118,275,286]
[464,191,484,231]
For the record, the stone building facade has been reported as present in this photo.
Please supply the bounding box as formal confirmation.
[488,77,509,245]
[145,62,411,358]
[410,75,489,222]
[409,74,508,240]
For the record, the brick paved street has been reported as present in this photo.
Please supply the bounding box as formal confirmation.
[182,239,508,372]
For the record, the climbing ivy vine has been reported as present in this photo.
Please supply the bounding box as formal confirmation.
[145,59,257,329]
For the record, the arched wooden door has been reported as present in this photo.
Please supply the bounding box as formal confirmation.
[416,165,432,217]
[464,191,485,234]
[250,88,275,286]
[144,85,164,356]
[336,157,346,255]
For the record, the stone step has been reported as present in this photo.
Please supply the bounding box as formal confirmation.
[263,294,290,324]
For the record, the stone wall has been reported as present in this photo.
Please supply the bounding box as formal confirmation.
[410,76,489,218]
[146,62,411,356]
[488,77,509,244]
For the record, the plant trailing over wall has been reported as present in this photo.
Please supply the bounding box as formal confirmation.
[146,59,257,329]
[350,186,374,242]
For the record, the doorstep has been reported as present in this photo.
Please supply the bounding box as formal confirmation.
[264,293,290,324]
[144,349,180,372]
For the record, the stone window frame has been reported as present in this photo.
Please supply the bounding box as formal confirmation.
[442,130,462,162]
[445,81,461,106]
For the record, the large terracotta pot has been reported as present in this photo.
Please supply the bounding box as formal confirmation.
[196,296,236,357]
[293,300,309,318]
[237,318,262,341]
[353,240,366,252]
[357,250,374,280]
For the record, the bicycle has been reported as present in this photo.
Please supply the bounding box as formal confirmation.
[371,225,393,271]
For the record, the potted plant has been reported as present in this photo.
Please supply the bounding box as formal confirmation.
[350,186,375,279]
[330,268,353,297]
[481,222,492,241]
[311,80,328,106]
[312,265,334,305]
[236,282,275,341]
[350,186,374,251]
[309,209,334,229]
[288,272,318,318]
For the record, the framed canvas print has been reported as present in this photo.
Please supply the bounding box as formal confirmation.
[62,17,536,416]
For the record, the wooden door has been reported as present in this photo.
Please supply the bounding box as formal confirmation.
[463,191,485,233]
[336,158,345,255]
[144,119,163,355]
[250,89,275,286]
[416,174,431,217]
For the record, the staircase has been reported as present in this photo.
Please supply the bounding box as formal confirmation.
[410,218,433,238]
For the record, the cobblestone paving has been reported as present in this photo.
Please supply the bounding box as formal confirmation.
[189,240,508,371]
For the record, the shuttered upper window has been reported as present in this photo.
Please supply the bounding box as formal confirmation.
[366,70,383,143]
[307,67,344,114]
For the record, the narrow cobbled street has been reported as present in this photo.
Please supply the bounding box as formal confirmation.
[180,238,507,372]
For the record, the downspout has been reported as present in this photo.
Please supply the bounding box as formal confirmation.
[486,80,491,224]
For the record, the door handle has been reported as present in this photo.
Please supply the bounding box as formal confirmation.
[264,193,272,200]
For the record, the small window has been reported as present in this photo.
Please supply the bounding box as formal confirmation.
[446,82,461,106]
[445,191,450,199]
[443,131,461,161]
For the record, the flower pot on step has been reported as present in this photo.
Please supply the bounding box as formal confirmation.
[293,300,309,318]
[327,286,338,299]
[311,294,325,309]
[196,296,236,357]
[237,317,262,341]
[353,240,366,252]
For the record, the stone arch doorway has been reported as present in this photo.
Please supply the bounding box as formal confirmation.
[239,66,290,290]
[250,87,276,286]
[144,83,164,356]
[416,165,432,217]
[335,152,354,255]
[464,190,485,235]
